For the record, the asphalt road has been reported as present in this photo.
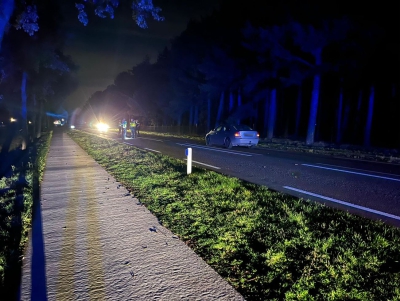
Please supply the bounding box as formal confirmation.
[84,129,400,227]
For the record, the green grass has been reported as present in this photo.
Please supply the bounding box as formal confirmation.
[0,132,52,295]
[69,130,400,301]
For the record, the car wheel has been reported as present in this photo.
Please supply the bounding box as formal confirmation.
[224,137,232,149]
[206,136,211,146]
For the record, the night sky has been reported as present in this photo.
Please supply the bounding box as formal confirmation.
[61,0,219,111]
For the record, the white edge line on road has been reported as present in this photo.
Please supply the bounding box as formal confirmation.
[177,143,253,157]
[183,159,220,169]
[144,147,161,153]
[316,162,400,177]
[302,163,400,182]
[283,186,400,221]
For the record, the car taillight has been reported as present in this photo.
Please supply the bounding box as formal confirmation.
[234,132,241,137]
[256,133,260,137]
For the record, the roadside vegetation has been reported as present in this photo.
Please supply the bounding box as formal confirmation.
[0,132,52,297]
[70,130,400,301]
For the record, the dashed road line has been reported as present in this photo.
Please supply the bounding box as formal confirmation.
[316,162,400,177]
[283,186,400,221]
[301,163,400,182]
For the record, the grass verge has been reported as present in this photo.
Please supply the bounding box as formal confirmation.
[0,132,52,298]
[70,130,400,301]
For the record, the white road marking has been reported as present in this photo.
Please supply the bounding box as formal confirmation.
[177,143,254,157]
[316,162,400,177]
[183,159,220,169]
[302,163,400,182]
[144,148,161,153]
[283,186,400,221]
[138,137,163,142]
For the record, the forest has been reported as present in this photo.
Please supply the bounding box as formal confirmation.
[81,1,399,148]
[1,0,399,152]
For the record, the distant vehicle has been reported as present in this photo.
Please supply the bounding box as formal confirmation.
[96,122,110,133]
[205,124,260,149]
[54,118,66,126]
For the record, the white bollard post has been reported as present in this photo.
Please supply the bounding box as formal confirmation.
[185,147,192,174]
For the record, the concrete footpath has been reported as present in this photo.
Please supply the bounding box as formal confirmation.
[19,131,244,300]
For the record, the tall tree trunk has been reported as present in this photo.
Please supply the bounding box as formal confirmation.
[207,97,211,131]
[215,91,224,128]
[0,0,14,52]
[342,104,350,143]
[295,86,302,138]
[353,89,363,142]
[364,85,375,147]
[237,89,242,124]
[228,90,234,112]
[267,88,277,140]
[263,93,270,137]
[306,48,322,145]
[20,71,28,149]
[336,80,343,144]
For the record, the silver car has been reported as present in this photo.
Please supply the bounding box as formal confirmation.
[205,124,260,149]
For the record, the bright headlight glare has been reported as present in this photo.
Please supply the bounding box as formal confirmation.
[96,123,109,132]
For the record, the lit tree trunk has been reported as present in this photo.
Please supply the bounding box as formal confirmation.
[364,85,375,147]
[336,80,343,144]
[342,104,350,143]
[295,86,302,138]
[306,48,322,145]
[207,97,211,131]
[267,88,277,140]
[0,0,14,53]
[353,89,363,142]
[263,93,270,137]
[215,91,224,128]
[228,90,234,112]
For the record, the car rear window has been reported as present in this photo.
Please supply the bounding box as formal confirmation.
[232,125,253,131]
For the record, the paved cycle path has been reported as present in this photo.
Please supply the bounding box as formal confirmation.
[20,131,244,300]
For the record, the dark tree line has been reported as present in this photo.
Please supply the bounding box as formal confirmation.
[83,0,399,148]
[0,0,164,172]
